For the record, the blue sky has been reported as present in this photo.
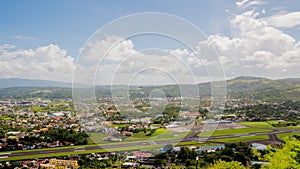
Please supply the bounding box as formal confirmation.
[1,0,300,83]
[0,0,236,56]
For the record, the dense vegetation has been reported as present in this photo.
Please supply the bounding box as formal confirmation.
[225,101,300,122]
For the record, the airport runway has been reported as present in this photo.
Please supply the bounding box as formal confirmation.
[0,129,299,159]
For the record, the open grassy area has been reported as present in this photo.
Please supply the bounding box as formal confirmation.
[266,121,300,130]
[130,128,167,138]
[87,132,110,144]
[152,128,167,136]
[277,132,300,140]
[198,128,272,137]
[197,121,274,137]
[238,121,300,130]
[279,126,300,130]
[125,128,190,142]
[238,121,274,129]
[210,135,269,143]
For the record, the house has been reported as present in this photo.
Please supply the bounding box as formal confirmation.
[122,162,138,168]
[202,106,210,111]
[159,144,175,153]
[132,152,152,160]
[126,155,136,161]
[195,144,225,153]
[122,131,133,136]
[251,161,270,166]
[39,158,79,169]
[252,143,267,151]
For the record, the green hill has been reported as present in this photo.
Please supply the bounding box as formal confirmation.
[1,77,300,101]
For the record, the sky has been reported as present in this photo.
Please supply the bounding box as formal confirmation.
[1,0,300,84]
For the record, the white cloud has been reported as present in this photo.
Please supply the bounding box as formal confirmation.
[236,0,267,9]
[78,38,197,85]
[0,44,15,52]
[0,44,75,82]
[169,49,189,57]
[76,9,300,84]
[82,36,137,63]
[3,9,300,84]
[193,10,300,79]
[263,11,300,28]
[13,35,35,41]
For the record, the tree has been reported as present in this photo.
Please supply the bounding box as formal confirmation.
[164,144,174,153]
[154,152,168,167]
[207,160,246,169]
[262,137,300,169]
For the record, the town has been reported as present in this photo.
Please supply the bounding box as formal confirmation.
[0,92,300,168]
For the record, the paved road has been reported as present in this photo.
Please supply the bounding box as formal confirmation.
[1,129,299,159]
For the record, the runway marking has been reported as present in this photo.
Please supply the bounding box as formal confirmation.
[74,149,85,152]
[0,156,8,158]
[148,141,157,145]
[74,146,85,149]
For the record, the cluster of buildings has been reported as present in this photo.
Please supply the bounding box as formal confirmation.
[0,100,82,151]
[2,158,79,169]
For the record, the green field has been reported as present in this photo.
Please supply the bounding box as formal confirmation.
[125,128,190,142]
[266,121,300,130]
[275,125,300,130]
[198,128,272,137]
[238,122,274,129]
[211,135,269,143]
[277,132,300,140]
[238,121,300,130]
[130,128,167,139]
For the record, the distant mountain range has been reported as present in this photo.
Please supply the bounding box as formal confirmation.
[0,78,72,88]
[1,77,300,101]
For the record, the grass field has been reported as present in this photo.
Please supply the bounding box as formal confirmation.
[87,132,110,144]
[197,128,272,137]
[87,128,183,144]
[210,135,269,143]
[277,132,300,140]
[129,128,167,139]
[238,121,274,129]
[266,121,300,130]
[125,128,190,142]
[276,125,300,130]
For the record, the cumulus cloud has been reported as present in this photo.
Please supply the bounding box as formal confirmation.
[236,0,267,9]
[82,36,137,63]
[0,44,15,52]
[263,11,300,28]
[0,44,75,82]
[77,37,199,85]
[169,49,189,57]
[193,10,300,78]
